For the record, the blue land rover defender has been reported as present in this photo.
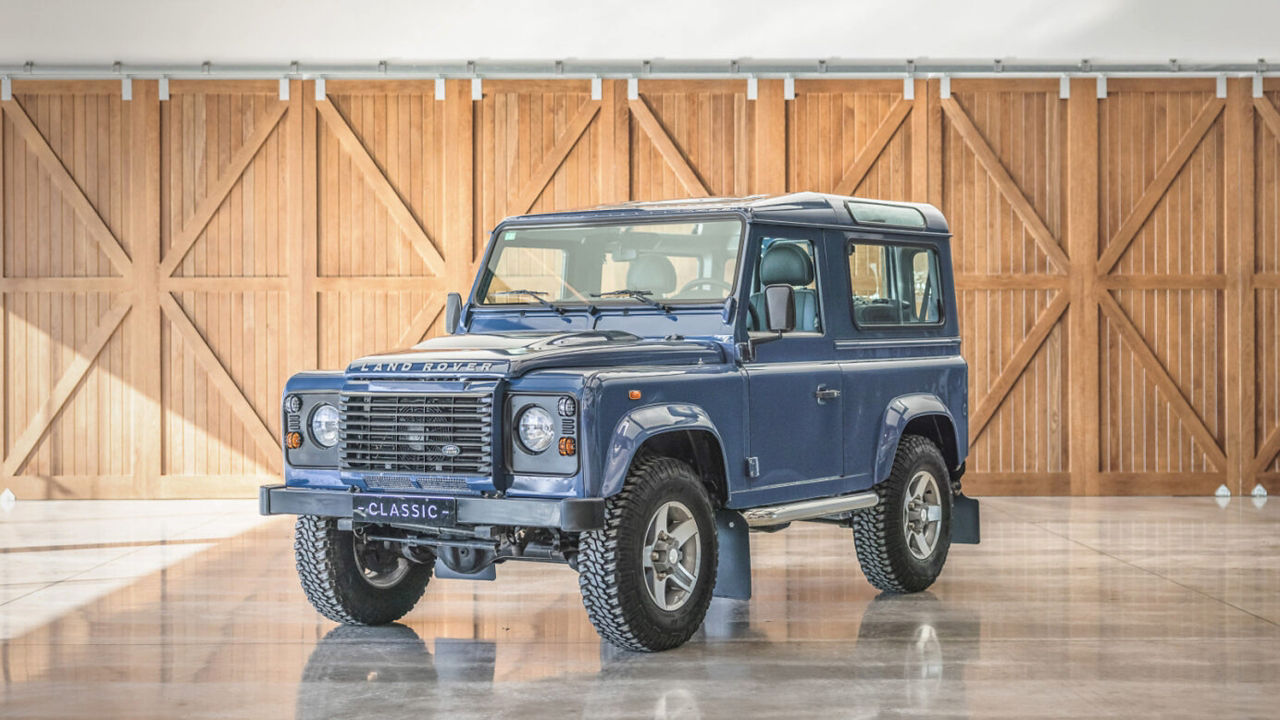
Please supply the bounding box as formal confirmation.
[261,193,979,652]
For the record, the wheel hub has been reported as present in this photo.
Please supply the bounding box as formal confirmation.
[641,501,701,611]
[902,470,943,560]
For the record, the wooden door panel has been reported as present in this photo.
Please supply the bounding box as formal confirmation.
[939,83,1069,493]
[788,81,913,202]
[476,81,601,242]
[166,90,289,278]
[5,292,132,476]
[1095,85,1229,492]
[319,89,444,279]
[630,81,749,200]
[316,289,440,368]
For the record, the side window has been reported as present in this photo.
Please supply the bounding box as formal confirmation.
[848,242,942,327]
[747,237,822,333]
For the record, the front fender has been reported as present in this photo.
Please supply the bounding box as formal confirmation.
[282,371,345,488]
[595,403,727,498]
[872,393,959,483]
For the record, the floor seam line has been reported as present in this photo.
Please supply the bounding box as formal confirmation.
[980,500,1278,629]
[1029,519,1280,629]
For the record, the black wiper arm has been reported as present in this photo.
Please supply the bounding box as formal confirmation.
[591,288,671,313]
[491,289,566,314]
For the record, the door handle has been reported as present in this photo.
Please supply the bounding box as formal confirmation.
[815,385,841,404]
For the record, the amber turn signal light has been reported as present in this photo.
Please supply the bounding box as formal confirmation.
[285,432,303,449]
[628,390,642,400]
[558,437,577,456]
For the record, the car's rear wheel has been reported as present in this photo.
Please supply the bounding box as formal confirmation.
[294,515,433,625]
[852,435,953,593]
[577,455,718,652]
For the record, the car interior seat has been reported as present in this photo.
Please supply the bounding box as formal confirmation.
[749,243,819,331]
[626,254,677,297]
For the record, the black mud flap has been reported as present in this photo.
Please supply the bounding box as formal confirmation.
[952,494,981,544]
[713,509,751,599]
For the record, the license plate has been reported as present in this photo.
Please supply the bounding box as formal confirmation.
[352,495,457,527]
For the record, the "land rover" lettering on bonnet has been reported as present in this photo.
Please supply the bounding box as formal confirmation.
[350,360,507,374]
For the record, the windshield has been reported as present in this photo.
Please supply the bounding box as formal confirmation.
[478,218,745,307]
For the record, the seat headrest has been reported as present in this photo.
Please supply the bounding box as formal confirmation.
[760,243,814,286]
[626,254,677,295]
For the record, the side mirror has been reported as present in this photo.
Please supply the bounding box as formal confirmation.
[763,284,795,333]
[445,292,463,335]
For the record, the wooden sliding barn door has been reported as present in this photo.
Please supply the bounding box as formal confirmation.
[1,82,148,496]
[1252,81,1280,492]
[1091,79,1229,495]
[0,77,1275,498]
[159,81,291,491]
[936,80,1072,495]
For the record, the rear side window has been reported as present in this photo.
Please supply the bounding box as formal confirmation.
[848,242,943,327]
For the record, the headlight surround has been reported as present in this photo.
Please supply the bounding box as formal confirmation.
[309,403,340,448]
[516,405,555,454]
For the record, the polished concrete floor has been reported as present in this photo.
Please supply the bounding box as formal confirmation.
[0,496,1276,718]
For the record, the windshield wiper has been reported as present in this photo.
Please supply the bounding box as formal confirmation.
[491,289,566,314]
[591,288,672,313]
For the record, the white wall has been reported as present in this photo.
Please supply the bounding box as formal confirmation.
[0,0,1275,65]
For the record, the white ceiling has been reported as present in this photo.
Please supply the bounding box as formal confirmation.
[0,0,1274,66]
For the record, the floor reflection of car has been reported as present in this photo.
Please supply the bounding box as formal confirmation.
[295,594,978,719]
[846,593,980,718]
[295,625,494,720]
[582,593,980,718]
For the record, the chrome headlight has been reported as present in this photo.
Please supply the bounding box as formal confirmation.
[516,405,555,454]
[309,403,340,448]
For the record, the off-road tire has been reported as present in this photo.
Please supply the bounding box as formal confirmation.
[852,435,952,593]
[577,455,718,652]
[294,515,432,625]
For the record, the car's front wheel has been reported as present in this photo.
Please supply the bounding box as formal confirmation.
[577,455,718,652]
[852,434,953,593]
[294,515,433,625]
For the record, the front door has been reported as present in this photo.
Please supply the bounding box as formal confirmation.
[742,225,845,500]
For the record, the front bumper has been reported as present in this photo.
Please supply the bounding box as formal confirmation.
[259,485,605,532]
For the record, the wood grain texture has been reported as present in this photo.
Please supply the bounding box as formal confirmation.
[1067,79,1101,495]
[1,97,132,276]
[944,83,1070,492]
[629,95,711,197]
[789,84,910,201]
[630,81,751,200]
[1254,92,1280,481]
[0,78,1272,497]
[1095,84,1232,494]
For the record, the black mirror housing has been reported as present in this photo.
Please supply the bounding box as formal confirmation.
[445,292,463,335]
[763,284,796,333]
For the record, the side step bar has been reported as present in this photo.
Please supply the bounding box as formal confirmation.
[741,491,878,527]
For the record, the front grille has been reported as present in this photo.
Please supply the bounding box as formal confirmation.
[340,392,494,476]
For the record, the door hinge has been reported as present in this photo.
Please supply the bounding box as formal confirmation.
[746,457,760,478]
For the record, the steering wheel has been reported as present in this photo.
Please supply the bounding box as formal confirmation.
[677,277,734,296]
